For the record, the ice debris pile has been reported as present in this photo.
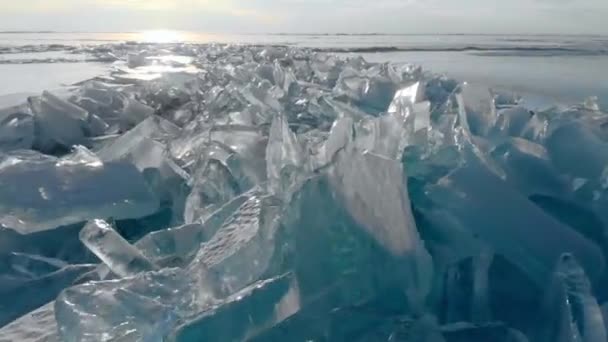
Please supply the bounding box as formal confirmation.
[0,43,607,342]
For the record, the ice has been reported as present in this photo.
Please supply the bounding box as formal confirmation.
[171,273,300,342]
[6,252,68,278]
[492,106,533,137]
[0,43,606,342]
[457,83,496,136]
[536,254,606,342]
[0,303,59,342]
[0,263,95,327]
[0,107,34,151]
[0,147,159,234]
[546,120,608,180]
[426,159,604,285]
[266,114,307,197]
[489,137,567,197]
[79,220,157,278]
[441,322,529,342]
[55,269,195,342]
[28,91,91,153]
[186,192,282,296]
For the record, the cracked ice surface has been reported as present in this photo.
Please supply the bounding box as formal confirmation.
[0,43,606,342]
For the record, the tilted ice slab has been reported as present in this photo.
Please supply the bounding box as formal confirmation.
[0,146,159,234]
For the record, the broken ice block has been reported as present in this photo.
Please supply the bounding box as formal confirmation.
[122,98,155,128]
[137,192,250,267]
[0,148,159,234]
[536,254,606,342]
[546,121,608,179]
[388,82,425,113]
[29,91,89,152]
[55,268,200,342]
[127,52,148,68]
[80,219,157,278]
[187,193,283,296]
[333,67,398,113]
[492,106,533,138]
[426,159,605,285]
[0,110,34,151]
[184,159,240,224]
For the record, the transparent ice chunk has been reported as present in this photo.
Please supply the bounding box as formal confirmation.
[138,193,250,267]
[29,91,89,152]
[0,148,159,234]
[79,219,157,278]
[184,158,240,224]
[186,193,282,296]
[333,67,398,113]
[388,81,425,113]
[171,274,300,342]
[55,269,201,342]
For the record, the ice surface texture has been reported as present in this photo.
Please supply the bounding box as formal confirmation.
[0,43,607,342]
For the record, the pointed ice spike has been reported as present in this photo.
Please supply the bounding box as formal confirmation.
[79,219,157,278]
[457,83,496,137]
[329,150,433,311]
[266,114,306,197]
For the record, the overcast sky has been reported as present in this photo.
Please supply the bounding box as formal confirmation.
[1,0,606,34]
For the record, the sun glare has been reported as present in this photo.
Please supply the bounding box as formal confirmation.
[140,30,184,43]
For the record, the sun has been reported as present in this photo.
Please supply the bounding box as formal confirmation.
[140,30,184,43]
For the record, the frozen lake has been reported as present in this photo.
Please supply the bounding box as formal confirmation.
[1,31,607,109]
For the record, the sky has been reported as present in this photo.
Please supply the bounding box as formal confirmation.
[1,0,607,34]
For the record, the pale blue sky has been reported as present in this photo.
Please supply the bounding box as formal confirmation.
[1,0,606,34]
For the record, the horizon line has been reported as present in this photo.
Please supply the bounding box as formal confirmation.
[0,30,606,37]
